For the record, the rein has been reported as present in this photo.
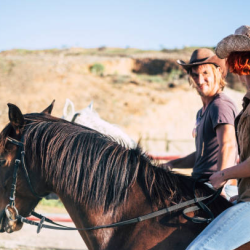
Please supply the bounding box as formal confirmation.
[5,136,221,234]
[71,113,80,123]
[182,175,223,223]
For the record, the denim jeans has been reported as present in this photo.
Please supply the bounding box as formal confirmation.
[186,202,250,250]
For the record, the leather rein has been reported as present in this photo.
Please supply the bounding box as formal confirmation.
[5,136,222,234]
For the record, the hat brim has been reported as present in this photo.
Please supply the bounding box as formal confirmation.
[177,59,220,71]
[216,34,250,59]
[177,55,227,78]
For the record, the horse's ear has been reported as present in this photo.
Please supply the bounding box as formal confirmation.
[42,100,55,114]
[63,98,75,120]
[7,103,25,135]
[87,101,94,111]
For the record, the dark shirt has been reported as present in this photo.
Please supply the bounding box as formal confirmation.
[235,92,250,202]
[192,93,238,178]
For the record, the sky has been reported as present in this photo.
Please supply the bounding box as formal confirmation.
[0,0,249,51]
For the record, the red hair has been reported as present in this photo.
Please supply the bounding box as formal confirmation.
[227,52,250,75]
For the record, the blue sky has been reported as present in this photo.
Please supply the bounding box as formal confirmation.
[0,0,249,51]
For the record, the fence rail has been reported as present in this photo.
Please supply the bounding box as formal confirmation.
[140,134,194,154]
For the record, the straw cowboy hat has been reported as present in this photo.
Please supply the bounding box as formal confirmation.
[177,48,227,78]
[216,25,250,59]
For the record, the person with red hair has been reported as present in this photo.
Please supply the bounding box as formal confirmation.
[186,25,250,250]
[227,52,250,75]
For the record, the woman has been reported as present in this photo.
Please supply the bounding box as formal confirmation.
[186,25,250,250]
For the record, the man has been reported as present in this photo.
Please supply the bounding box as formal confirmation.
[162,48,238,190]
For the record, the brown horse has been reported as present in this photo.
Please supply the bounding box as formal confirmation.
[0,102,249,250]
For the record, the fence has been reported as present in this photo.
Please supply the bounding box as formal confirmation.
[140,134,194,156]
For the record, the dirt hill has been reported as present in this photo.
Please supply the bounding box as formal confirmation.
[0,48,244,155]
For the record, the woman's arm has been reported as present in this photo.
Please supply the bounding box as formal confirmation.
[210,157,250,189]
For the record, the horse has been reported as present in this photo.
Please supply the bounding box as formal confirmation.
[0,102,249,250]
[62,98,137,149]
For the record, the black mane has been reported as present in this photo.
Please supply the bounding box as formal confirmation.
[0,113,231,213]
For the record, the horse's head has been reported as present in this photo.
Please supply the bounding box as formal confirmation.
[0,101,54,233]
[62,98,137,148]
[62,98,96,123]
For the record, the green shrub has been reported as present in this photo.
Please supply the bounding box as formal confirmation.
[90,63,105,75]
[166,69,183,81]
[39,198,64,208]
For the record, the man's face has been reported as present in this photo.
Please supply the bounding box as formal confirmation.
[190,64,221,97]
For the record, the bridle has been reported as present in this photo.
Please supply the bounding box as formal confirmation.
[71,113,80,123]
[4,136,222,234]
[4,136,48,226]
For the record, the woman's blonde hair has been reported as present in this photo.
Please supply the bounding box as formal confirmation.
[188,64,227,90]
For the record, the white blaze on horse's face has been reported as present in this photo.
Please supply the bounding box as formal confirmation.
[62,99,136,149]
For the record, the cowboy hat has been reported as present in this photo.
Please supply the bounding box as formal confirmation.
[177,48,227,78]
[216,25,250,59]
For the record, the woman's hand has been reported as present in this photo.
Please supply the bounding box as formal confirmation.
[209,170,227,189]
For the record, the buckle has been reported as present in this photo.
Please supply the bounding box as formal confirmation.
[5,204,19,222]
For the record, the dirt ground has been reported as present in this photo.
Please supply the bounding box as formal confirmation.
[0,221,86,250]
[0,50,244,155]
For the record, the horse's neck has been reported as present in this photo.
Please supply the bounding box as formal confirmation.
[58,182,154,250]
[54,176,222,250]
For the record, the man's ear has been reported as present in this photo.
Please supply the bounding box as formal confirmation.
[217,66,222,76]
[7,103,25,135]
[42,100,55,114]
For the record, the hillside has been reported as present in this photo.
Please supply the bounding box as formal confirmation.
[0,48,244,155]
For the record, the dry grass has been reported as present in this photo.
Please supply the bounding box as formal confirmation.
[0,49,244,155]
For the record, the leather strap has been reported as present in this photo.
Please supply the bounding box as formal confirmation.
[18,195,213,233]
[182,175,222,223]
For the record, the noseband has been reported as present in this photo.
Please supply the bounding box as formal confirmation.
[5,136,222,234]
